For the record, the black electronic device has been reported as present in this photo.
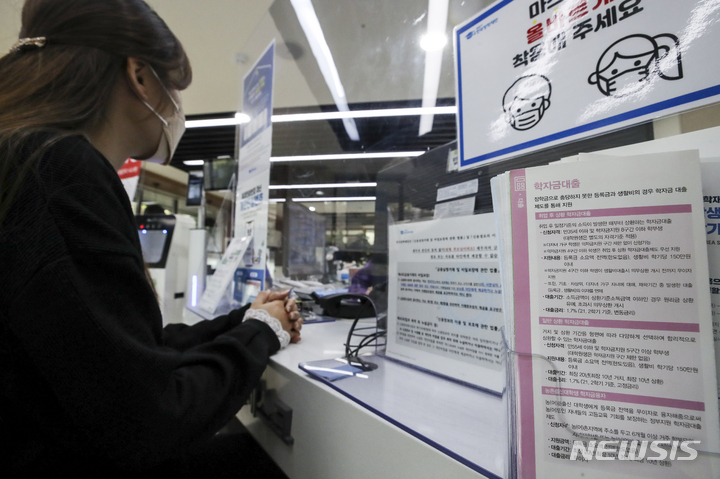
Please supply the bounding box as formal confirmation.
[311,292,375,319]
[186,174,204,206]
[136,215,176,268]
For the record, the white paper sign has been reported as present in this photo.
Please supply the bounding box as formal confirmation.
[198,236,251,315]
[508,152,720,478]
[387,214,505,394]
[233,172,270,303]
[436,178,479,202]
[699,159,720,400]
[454,0,720,169]
[233,41,275,302]
[434,197,476,219]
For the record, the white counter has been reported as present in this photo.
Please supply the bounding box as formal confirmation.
[237,319,507,479]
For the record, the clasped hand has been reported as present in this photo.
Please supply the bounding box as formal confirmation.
[251,290,302,343]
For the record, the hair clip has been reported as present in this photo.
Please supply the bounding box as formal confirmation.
[10,37,47,53]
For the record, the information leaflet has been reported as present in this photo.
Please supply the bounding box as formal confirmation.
[507,152,720,478]
[198,236,251,316]
[701,159,720,402]
[580,153,720,408]
[233,174,270,304]
[387,214,505,394]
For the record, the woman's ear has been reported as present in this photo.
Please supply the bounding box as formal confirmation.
[126,57,151,102]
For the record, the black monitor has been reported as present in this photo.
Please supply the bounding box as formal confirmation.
[373,123,655,252]
[282,202,327,277]
[203,158,238,191]
[186,174,204,206]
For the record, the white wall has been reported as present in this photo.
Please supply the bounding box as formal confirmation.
[0,0,285,115]
[0,0,24,52]
[147,0,275,115]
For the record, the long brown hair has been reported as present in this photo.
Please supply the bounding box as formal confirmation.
[0,0,192,227]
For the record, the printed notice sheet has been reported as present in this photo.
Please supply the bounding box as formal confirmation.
[387,214,505,394]
[198,236,251,316]
[702,159,720,403]
[507,152,720,478]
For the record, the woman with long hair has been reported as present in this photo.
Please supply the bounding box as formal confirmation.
[0,0,301,476]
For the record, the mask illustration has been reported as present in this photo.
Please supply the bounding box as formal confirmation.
[503,75,552,131]
[589,33,683,98]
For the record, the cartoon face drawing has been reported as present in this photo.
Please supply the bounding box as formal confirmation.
[503,75,552,131]
[589,33,683,98]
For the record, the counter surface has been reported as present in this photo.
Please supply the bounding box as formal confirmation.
[238,319,506,479]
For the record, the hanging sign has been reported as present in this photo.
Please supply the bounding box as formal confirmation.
[454,0,720,170]
[234,40,276,302]
[198,236,251,315]
[237,40,275,180]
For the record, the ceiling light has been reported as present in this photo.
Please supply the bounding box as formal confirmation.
[271,106,456,122]
[185,107,458,129]
[269,198,287,203]
[184,118,238,128]
[419,0,450,136]
[290,0,360,141]
[309,206,316,211]
[235,112,251,123]
[183,160,205,166]
[292,196,376,202]
[270,151,424,163]
[184,113,250,129]
[269,182,377,189]
[420,32,448,52]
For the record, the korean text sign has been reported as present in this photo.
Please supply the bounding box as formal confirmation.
[241,41,274,149]
[454,0,720,170]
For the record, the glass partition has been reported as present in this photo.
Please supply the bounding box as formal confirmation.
[171,0,720,288]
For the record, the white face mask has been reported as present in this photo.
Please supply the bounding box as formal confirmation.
[139,67,186,165]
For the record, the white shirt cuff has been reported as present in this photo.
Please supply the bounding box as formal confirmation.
[243,308,290,349]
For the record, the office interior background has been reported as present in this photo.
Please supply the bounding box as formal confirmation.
[4,2,720,478]
[2,0,719,279]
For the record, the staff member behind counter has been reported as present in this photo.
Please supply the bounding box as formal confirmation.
[0,0,303,476]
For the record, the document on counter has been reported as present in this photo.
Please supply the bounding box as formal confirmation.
[387,214,505,394]
[492,151,720,478]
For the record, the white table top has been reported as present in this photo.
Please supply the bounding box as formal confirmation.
[270,319,508,478]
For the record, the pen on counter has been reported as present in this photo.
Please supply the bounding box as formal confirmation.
[287,287,298,313]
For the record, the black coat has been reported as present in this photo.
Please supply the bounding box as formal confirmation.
[0,134,279,474]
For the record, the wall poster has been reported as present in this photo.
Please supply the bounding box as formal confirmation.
[455,0,720,169]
